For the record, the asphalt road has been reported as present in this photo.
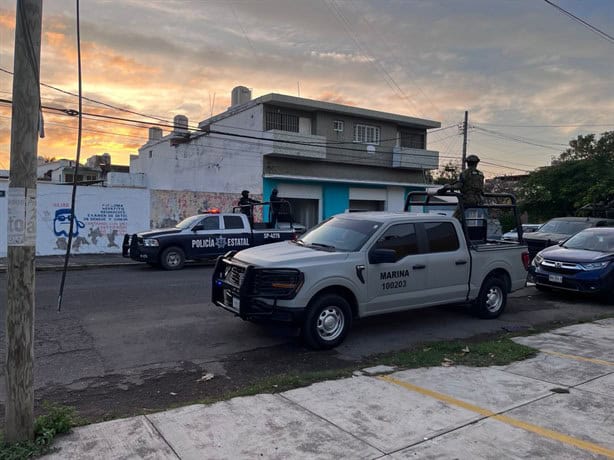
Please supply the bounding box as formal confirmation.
[0,264,612,421]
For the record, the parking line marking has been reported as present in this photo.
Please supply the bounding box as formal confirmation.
[542,350,614,367]
[379,375,614,459]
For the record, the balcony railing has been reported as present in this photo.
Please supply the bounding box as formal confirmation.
[262,130,327,159]
[392,146,439,170]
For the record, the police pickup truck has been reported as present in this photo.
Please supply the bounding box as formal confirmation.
[212,192,529,349]
[123,211,297,270]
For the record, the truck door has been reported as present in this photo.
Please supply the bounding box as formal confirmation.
[366,223,428,313]
[190,215,221,258]
[421,221,470,303]
[221,215,252,252]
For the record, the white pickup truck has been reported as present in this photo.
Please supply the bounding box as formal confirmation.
[212,208,529,349]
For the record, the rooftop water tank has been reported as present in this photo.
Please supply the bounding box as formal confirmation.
[231,86,251,107]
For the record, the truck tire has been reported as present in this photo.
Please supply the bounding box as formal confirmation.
[472,276,507,319]
[160,246,185,270]
[302,294,352,350]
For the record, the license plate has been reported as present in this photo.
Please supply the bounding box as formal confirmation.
[548,274,563,283]
[232,296,240,310]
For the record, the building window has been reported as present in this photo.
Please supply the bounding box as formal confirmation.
[265,111,299,132]
[65,174,73,183]
[400,129,425,149]
[333,120,344,132]
[148,150,153,158]
[354,124,380,145]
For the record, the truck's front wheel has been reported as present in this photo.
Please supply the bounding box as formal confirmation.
[302,294,352,350]
[160,246,185,270]
[472,276,507,319]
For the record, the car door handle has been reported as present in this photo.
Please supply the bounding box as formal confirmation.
[412,264,426,270]
[455,260,468,265]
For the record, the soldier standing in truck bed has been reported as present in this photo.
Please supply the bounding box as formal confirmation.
[453,155,485,207]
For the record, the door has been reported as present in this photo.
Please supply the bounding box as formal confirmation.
[191,215,221,258]
[221,214,251,252]
[422,221,470,303]
[366,223,428,313]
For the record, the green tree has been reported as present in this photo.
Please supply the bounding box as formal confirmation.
[432,161,461,185]
[519,131,614,220]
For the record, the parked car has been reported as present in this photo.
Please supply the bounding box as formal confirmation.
[528,227,614,302]
[122,208,299,270]
[524,217,614,261]
[502,224,542,242]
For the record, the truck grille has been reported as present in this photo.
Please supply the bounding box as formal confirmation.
[227,265,246,288]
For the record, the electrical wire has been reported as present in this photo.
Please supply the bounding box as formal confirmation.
[58,0,83,312]
[543,0,614,45]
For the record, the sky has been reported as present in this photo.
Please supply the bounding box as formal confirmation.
[0,0,613,177]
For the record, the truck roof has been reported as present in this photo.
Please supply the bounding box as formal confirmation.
[336,211,453,223]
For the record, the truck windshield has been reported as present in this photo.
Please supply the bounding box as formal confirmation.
[538,220,592,235]
[297,217,380,252]
[175,215,204,229]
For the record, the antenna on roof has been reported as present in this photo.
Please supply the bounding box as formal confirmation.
[297,81,301,97]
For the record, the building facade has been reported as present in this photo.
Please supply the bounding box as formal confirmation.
[131,88,441,228]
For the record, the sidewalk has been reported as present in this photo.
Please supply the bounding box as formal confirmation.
[43,319,614,459]
[0,253,139,273]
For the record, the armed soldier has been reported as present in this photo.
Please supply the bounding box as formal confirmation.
[439,154,485,219]
[238,190,260,225]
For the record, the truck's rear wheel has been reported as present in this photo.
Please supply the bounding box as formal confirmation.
[472,276,507,319]
[302,294,351,350]
[160,246,185,270]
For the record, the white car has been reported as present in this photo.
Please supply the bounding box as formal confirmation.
[213,212,529,349]
[502,224,542,242]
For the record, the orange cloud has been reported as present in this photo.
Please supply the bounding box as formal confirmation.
[0,10,15,30]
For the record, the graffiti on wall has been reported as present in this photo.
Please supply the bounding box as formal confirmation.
[150,190,262,228]
[44,201,128,252]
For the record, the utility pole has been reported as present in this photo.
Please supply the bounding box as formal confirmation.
[5,0,43,442]
[461,110,468,171]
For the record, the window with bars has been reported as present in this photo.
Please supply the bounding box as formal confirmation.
[265,111,299,132]
[353,124,380,145]
[400,129,425,149]
[333,120,344,132]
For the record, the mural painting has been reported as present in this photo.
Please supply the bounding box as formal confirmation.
[150,190,262,228]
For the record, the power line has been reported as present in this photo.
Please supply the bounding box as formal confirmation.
[543,0,614,45]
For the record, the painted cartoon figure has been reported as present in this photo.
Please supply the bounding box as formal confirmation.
[53,208,85,237]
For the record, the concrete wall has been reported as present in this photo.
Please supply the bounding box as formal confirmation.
[133,105,265,195]
[0,180,149,256]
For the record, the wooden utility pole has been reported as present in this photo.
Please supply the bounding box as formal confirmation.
[461,110,468,171]
[5,0,43,442]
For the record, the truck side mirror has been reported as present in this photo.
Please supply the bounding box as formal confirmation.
[192,224,204,232]
[369,248,397,264]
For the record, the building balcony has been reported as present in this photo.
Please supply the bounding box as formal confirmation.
[392,146,439,170]
[262,130,327,159]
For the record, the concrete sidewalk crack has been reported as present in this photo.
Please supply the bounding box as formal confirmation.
[277,393,387,457]
[144,414,182,459]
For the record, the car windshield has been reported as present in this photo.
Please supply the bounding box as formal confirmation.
[563,230,614,252]
[538,220,592,235]
[175,215,203,229]
[296,217,381,252]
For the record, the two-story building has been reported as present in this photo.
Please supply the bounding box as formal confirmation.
[131,87,440,228]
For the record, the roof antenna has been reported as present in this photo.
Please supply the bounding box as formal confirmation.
[297,81,301,97]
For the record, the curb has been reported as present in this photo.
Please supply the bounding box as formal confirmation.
[0,261,141,274]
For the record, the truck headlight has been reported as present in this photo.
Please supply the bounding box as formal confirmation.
[251,269,303,298]
[142,238,159,247]
[532,254,543,267]
[580,261,609,271]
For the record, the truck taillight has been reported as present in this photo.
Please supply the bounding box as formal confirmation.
[522,252,530,270]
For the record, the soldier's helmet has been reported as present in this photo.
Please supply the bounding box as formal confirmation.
[466,154,480,164]
[241,190,250,197]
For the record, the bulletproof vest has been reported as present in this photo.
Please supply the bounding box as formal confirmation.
[462,169,484,194]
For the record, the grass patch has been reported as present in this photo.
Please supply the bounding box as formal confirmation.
[378,338,537,369]
[199,368,356,405]
[0,404,76,460]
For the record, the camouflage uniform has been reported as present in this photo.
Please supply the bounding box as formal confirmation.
[451,155,484,219]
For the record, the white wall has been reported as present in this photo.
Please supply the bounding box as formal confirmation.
[0,180,149,256]
[133,105,265,195]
